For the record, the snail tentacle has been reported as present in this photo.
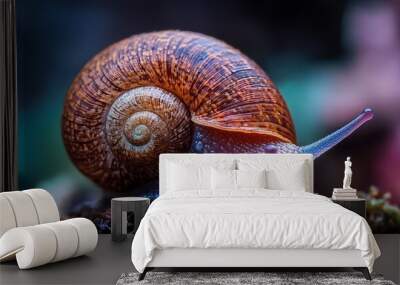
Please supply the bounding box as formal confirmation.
[299,108,374,158]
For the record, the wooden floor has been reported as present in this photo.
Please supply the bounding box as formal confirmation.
[0,235,134,285]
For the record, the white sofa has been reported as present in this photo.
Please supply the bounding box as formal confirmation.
[0,189,98,269]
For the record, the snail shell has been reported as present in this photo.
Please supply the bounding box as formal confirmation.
[62,30,296,191]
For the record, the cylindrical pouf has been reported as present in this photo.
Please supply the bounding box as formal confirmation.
[0,218,98,269]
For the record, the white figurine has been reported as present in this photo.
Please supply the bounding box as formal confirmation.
[342,157,353,189]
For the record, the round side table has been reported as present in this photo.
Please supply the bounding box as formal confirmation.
[111,197,150,242]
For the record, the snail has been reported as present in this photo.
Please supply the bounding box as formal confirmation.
[62,30,374,192]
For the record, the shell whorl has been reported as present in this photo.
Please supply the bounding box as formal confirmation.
[105,86,191,163]
[62,30,296,191]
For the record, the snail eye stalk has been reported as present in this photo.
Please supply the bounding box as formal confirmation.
[300,108,374,159]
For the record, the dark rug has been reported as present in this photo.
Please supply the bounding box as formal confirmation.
[116,272,396,285]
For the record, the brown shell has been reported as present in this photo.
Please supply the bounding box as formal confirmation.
[62,30,296,191]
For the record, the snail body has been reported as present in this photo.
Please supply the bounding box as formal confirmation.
[62,31,373,192]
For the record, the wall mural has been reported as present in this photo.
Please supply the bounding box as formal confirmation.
[62,30,374,193]
[17,0,400,234]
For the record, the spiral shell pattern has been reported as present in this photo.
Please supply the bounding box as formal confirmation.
[62,30,295,191]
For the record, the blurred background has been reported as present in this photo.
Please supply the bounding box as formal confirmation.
[17,0,400,233]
